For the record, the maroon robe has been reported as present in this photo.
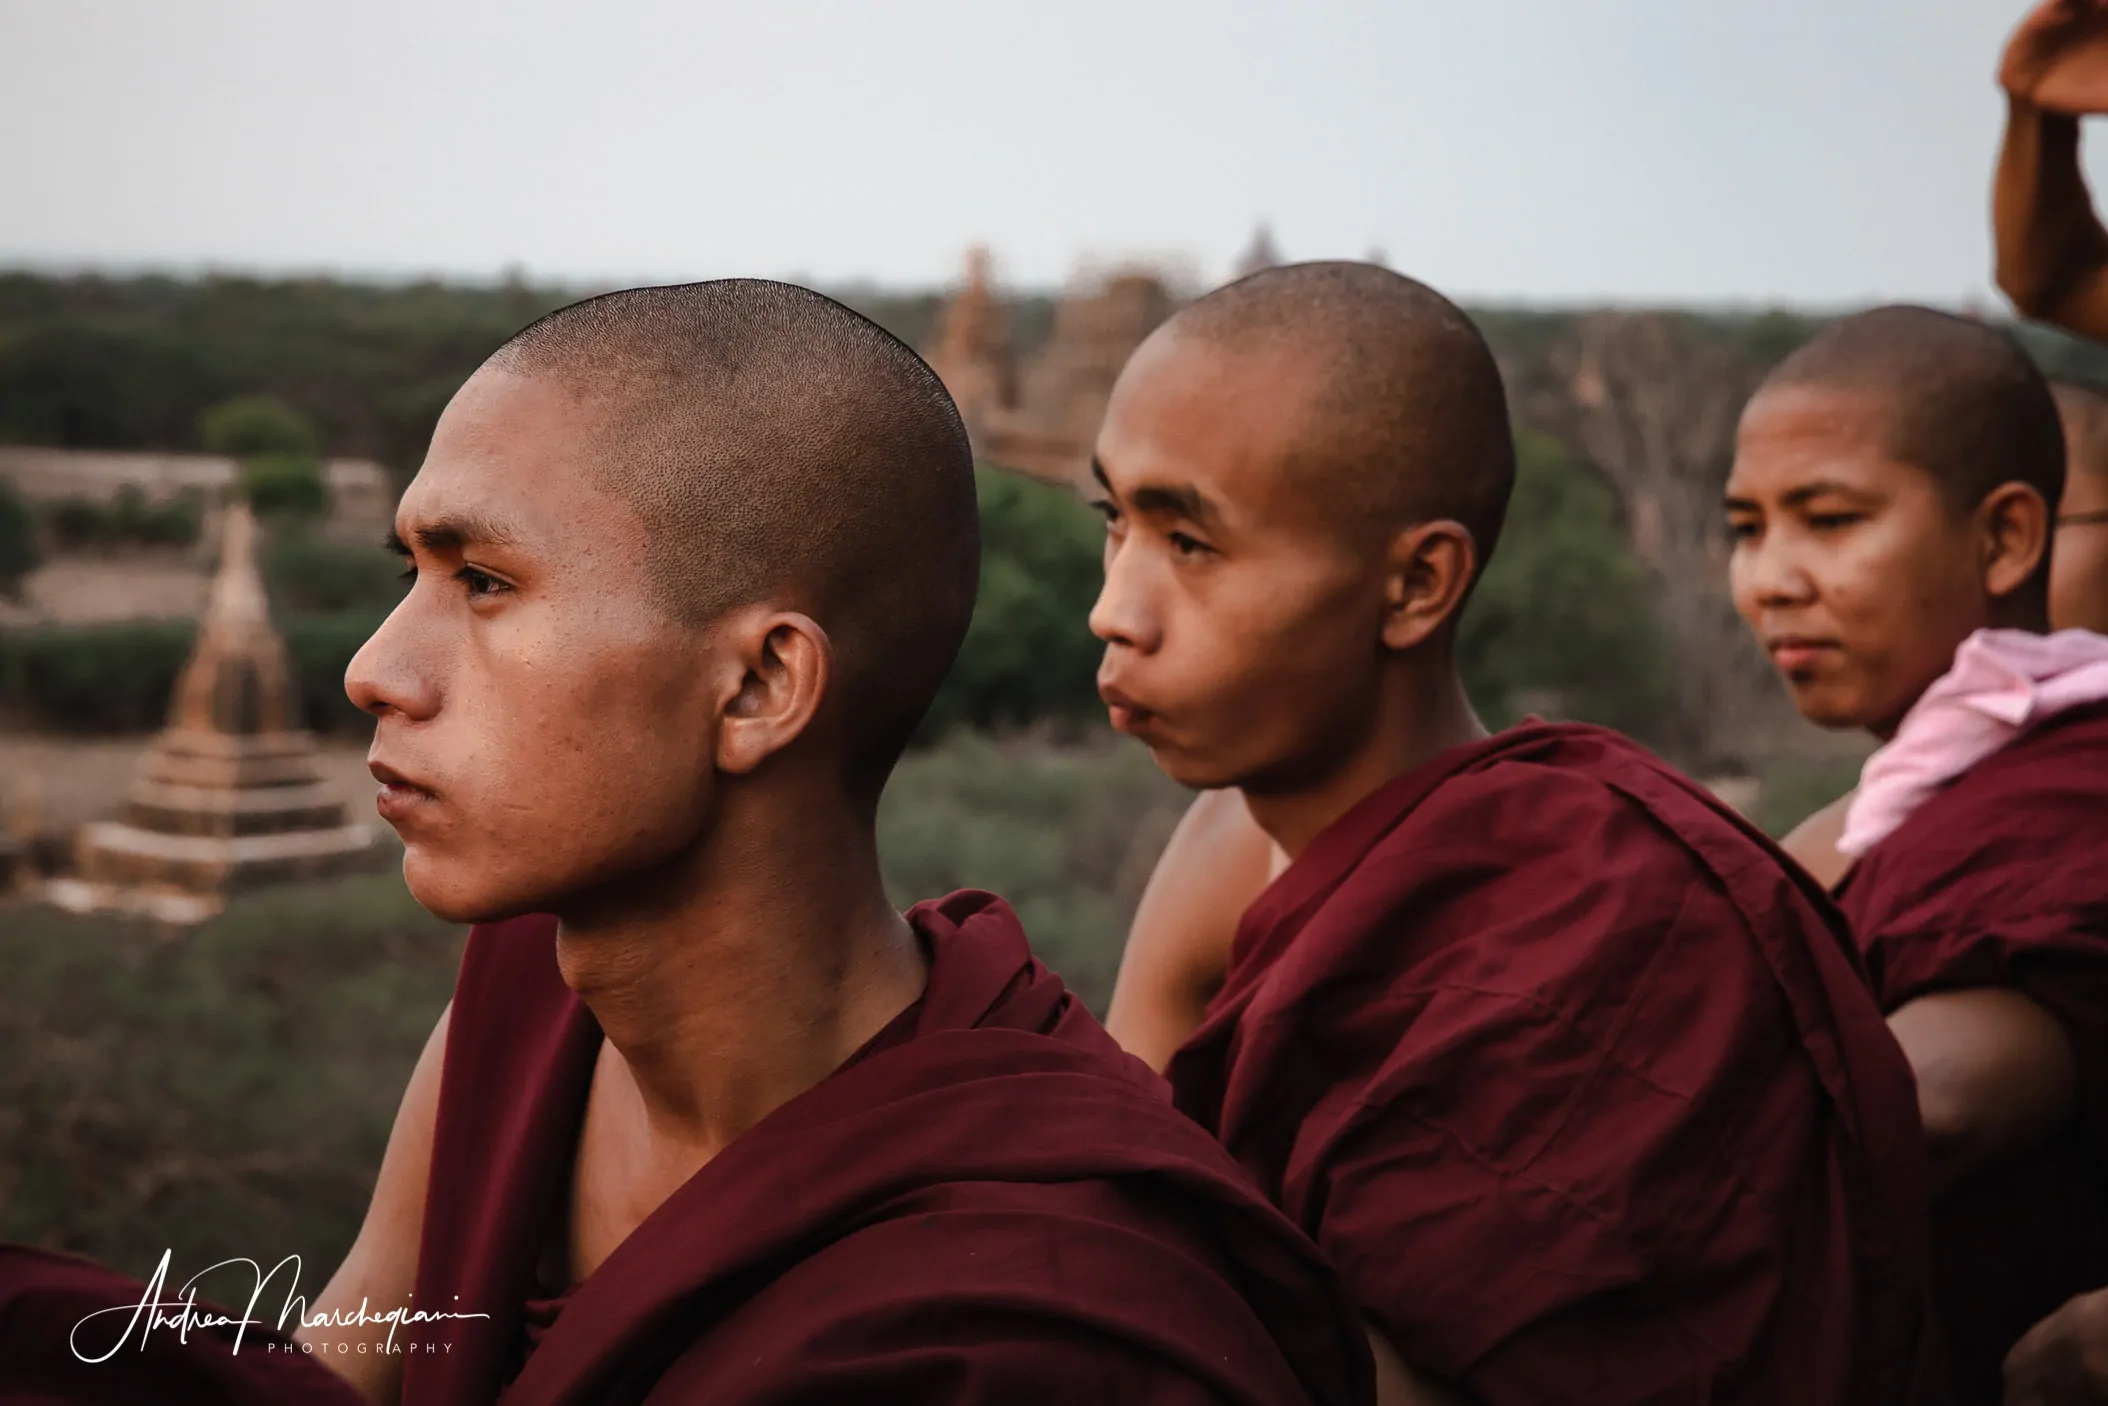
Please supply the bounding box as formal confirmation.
[404,890,1372,1406]
[0,1244,365,1404]
[1168,722,1942,1406]
[1837,700,2108,1406]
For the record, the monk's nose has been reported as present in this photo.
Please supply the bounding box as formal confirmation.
[345,600,440,722]
[1088,545,1162,654]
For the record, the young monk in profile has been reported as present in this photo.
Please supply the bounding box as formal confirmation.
[3,282,1373,1406]
[1092,262,1941,1406]
[1725,305,2108,1405]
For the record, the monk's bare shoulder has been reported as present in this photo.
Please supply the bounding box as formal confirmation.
[1780,791,1855,891]
[299,1002,450,1404]
[1107,788,1282,1071]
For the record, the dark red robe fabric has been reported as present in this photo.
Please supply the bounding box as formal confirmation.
[1836,700,2108,1406]
[404,890,1372,1406]
[1168,721,1942,1406]
[0,1244,366,1404]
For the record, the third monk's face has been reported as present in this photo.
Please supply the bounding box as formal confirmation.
[1726,384,1991,736]
[2050,435,2108,635]
[1088,331,1391,791]
[346,369,728,923]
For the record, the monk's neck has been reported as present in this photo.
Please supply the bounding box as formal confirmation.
[550,793,926,1159]
[1243,661,1486,859]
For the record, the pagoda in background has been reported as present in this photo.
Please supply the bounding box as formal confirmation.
[1231,222,1283,280]
[49,501,378,923]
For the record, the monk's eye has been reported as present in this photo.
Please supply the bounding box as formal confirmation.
[1807,512,1863,533]
[1168,531,1213,559]
[1724,519,1759,543]
[1087,498,1121,526]
[455,565,510,598]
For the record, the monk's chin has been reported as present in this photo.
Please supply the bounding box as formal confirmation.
[400,850,535,927]
[1138,744,1244,792]
[1783,682,1878,734]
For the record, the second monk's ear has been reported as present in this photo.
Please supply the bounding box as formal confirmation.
[1977,481,2052,602]
[1380,519,1478,651]
[715,609,832,776]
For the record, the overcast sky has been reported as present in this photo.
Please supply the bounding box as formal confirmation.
[0,0,2080,306]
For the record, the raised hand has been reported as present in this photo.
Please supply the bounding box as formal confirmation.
[2003,0,2108,115]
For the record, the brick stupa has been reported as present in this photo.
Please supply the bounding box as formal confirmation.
[55,502,378,921]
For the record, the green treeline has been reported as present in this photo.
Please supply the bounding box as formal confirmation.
[0,271,1755,751]
[0,441,1682,749]
[0,272,1006,475]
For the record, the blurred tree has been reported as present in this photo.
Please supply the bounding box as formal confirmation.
[0,477,40,597]
[1513,312,1778,764]
[200,395,331,521]
[1460,430,1678,744]
[240,453,331,520]
[199,394,320,460]
[920,466,1107,738]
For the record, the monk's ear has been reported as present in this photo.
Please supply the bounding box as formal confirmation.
[1379,519,1477,652]
[713,609,832,776]
[1975,481,2052,600]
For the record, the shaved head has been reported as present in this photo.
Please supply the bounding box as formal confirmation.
[489,279,979,789]
[2052,378,2108,487]
[1165,261,1515,568]
[1755,305,2064,516]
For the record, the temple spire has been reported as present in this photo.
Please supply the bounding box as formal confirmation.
[54,498,378,922]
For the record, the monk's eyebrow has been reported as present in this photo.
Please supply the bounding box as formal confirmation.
[1778,481,1870,509]
[1722,481,1868,513]
[1131,481,1220,527]
[1092,456,1223,529]
[393,511,529,554]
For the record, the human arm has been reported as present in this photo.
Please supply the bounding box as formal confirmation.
[2006,1284,2108,1405]
[1105,788,1281,1071]
[1886,988,2077,1201]
[1779,791,1854,892]
[298,1003,451,1404]
[1994,1,2108,339]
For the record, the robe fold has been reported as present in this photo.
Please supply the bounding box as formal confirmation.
[1837,700,2108,1405]
[406,890,1372,1406]
[0,1243,365,1404]
[1168,721,1942,1406]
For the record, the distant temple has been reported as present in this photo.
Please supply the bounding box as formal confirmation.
[923,249,1179,487]
[1232,222,1283,280]
[48,501,378,923]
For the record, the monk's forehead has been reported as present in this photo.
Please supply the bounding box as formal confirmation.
[2055,393,2108,485]
[401,368,650,550]
[1099,330,1343,521]
[1731,384,1906,483]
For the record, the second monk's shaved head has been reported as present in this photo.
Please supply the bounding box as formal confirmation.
[1754,304,2065,515]
[488,280,979,788]
[1168,261,1516,566]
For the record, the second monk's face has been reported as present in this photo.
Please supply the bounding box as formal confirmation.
[345,369,726,923]
[1726,385,1992,736]
[1089,332,1389,792]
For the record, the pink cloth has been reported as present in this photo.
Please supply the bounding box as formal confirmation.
[1839,628,2108,857]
